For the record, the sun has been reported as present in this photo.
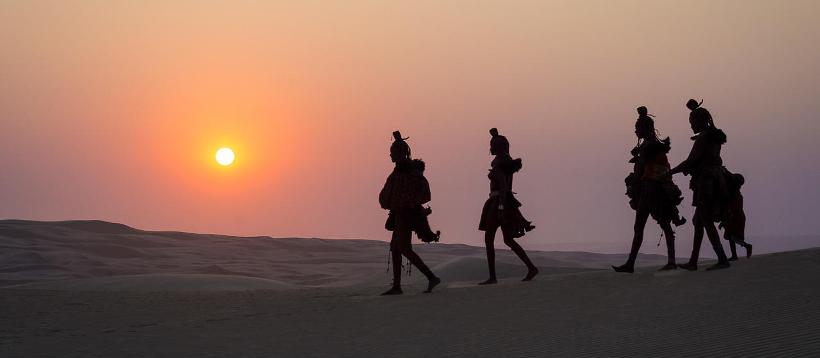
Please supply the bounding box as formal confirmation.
[215,147,235,166]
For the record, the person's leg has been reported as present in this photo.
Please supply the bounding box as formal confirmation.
[381,232,405,295]
[627,210,650,265]
[502,226,539,281]
[399,241,435,280]
[480,228,498,284]
[703,220,730,270]
[691,223,704,263]
[739,235,753,258]
[659,221,677,269]
[613,209,650,273]
[679,213,704,270]
[394,222,441,292]
[728,240,739,261]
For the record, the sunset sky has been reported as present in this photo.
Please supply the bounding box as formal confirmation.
[2,1,819,252]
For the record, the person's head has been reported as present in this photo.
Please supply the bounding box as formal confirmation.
[489,128,509,155]
[686,99,713,134]
[389,131,411,162]
[686,99,701,111]
[634,106,656,140]
[732,173,745,188]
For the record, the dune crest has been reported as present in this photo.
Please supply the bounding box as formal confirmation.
[0,220,672,290]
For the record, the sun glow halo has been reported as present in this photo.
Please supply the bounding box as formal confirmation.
[215,147,235,166]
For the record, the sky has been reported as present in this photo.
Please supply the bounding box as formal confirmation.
[2,1,819,253]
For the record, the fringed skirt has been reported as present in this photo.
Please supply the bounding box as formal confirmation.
[635,180,684,225]
[478,194,533,238]
[690,166,730,222]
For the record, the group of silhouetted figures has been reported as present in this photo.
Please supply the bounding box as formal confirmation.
[378,99,752,295]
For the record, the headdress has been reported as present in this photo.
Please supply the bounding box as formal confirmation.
[686,98,704,111]
[390,130,411,159]
[635,106,656,131]
[687,99,714,127]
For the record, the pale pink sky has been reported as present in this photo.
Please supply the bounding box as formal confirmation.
[2,1,819,252]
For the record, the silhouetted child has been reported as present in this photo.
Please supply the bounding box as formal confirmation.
[406,159,440,243]
[721,173,752,260]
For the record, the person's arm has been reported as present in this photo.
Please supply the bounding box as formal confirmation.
[671,136,705,175]
[496,170,510,210]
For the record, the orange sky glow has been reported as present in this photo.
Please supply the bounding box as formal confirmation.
[2,1,819,252]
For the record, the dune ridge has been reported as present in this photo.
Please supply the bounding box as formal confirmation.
[0,220,672,291]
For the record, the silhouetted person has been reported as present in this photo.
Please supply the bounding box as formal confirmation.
[613,106,687,273]
[378,131,442,295]
[478,128,538,284]
[721,173,752,260]
[671,99,731,271]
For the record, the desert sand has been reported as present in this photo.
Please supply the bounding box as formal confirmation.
[0,220,666,290]
[1,220,819,357]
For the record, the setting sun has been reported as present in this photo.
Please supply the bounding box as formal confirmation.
[215,147,235,166]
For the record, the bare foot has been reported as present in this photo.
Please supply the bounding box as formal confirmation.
[423,277,441,293]
[612,264,634,273]
[478,278,497,285]
[705,261,731,271]
[380,286,403,296]
[678,262,698,271]
[658,263,677,271]
[523,267,539,281]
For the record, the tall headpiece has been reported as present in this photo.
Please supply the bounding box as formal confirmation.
[686,98,703,111]
[390,130,411,159]
[687,99,714,127]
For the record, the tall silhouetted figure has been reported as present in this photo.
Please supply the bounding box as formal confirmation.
[478,128,538,284]
[671,99,731,271]
[722,173,753,260]
[613,106,687,273]
[378,131,442,295]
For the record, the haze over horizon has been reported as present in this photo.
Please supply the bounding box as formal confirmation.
[2,1,819,254]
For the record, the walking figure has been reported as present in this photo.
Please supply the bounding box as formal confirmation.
[721,173,753,260]
[478,128,538,284]
[614,106,687,273]
[671,99,732,271]
[378,131,442,295]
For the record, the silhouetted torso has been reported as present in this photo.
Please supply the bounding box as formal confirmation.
[635,138,672,181]
[488,154,516,193]
[676,127,725,177]
[380,159,431,211]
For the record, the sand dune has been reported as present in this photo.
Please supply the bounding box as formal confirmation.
[0,220,670,290]
[1,246,818,357]
[10,274,295,291]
